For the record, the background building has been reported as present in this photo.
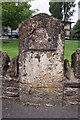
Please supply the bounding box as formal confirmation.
[64,22,74,39]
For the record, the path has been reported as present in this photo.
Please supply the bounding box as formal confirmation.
[2,99,79,119]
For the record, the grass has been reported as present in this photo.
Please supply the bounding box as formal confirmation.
[0,38,18,59]
[64,40,80,63]
[0,39,80,63]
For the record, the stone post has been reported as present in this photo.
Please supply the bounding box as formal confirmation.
[19,13,65,105]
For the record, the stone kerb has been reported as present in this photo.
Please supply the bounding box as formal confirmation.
[19,13,65,105]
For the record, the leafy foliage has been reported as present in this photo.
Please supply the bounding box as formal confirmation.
[71,20,80,39]
[49,2,63,20]
[49,2,75,21]
[2,2,35,29]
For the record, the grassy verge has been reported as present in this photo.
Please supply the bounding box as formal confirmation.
[0,39,80,63]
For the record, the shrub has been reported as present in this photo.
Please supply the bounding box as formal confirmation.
[71,20,80,39]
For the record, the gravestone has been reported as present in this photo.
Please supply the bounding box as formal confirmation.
[19,13,65,105]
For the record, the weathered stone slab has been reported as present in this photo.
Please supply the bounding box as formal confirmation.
[71,48,80,79]
[0,51,10,76]
[19,13,65,105]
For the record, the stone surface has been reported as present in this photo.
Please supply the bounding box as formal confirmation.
[6,56,19,77]
[71,48,80,79]
[0,51,10,76]
[19,13,65,105]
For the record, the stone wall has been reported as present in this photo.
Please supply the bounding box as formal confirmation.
[19,13,65,105]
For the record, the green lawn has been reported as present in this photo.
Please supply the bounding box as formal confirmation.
[64,40,80,63]
[0,39,80,63]
[0,39,18,59]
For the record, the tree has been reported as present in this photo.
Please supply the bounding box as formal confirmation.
[2,2,35,29]
[62,2,75,22]
[71,20,80,39]
[49,2,63,20]
[49,2,75,21]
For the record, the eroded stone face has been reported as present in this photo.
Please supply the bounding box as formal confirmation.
[19,13,65,105]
